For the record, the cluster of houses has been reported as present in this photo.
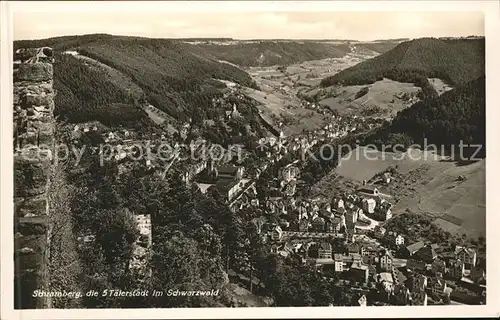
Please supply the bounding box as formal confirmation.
[304,114,384,143]
[210,91,246,122]
[257,182,486,307]
[194,163,256,205]
[379,234,486,305]
[310,115,361,140]
[256,132,290,164]
[70,119,249,184]
[254,116,381,165]
[267,224,485,306]
[70,121,143,144]
[356,186,393,221]
[393,91,419,106]
[246,185,395,243]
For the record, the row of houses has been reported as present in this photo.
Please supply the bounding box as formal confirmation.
[400,239,483,282]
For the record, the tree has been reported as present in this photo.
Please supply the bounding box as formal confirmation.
[302,172,314,184]
[94,208,138,267]
[151,230,227,307]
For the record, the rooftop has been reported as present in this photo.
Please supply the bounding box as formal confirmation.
[320,242,332,251]
[351,262,368,270]
[358,186,378,193]
[217,165,239,175]
[379,272,394,283]
[455,246,476,256]
[406,241,425,253]
[415,245,437,260]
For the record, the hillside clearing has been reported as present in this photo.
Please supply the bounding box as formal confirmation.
[428,78,454,95]
[243,53,378,135]
[312,78,420,117]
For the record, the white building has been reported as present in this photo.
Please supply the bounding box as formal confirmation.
[362,198,376,214]
[395,234,405,246]
[271,225,283,241]
[130,214,152,277]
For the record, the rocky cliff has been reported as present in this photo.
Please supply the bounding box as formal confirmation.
[13,47,55,309]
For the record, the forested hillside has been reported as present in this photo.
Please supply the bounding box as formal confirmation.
[16,35,258,124]
[16,34,403,130]
[321,38,484,92]
[363,76,485,156]
[190,41,352,67]
[54,53,155,130]
[76,38,257,120]
[353,41,401,55]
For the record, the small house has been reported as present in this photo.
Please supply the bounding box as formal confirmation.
[318,242,333,259]
[379,250,393,272]
[362,198,377,214]
[403,241,425,257]
[395,234,405,246]
[414,245,437,263]
[334,253,344,272]
[358,186,380,196]
[455,246,477,268]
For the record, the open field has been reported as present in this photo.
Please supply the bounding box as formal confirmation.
[307,78,420,117]
[335,147,441,182]
[428,78,454,95]
[390,159,485,238]
[415,160,486,237]
[312,147,485,237]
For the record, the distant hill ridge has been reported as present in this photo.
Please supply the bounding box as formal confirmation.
[321,37,484,88]
[13,34,405,128]
[15,33,404,68]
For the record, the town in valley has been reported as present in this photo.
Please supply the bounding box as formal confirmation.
[12,12,486,309]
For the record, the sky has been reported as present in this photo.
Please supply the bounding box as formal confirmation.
[13,10,484,41]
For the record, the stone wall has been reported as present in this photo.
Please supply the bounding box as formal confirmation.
[13,47,55,309]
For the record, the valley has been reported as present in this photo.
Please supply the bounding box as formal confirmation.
[234,48,390,135]
[13,34,486,309]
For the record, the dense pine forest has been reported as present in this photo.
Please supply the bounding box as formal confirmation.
[191,41,352,66]
[16,35,258,125]
[76,39,258,120]
[53,53,155,130]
